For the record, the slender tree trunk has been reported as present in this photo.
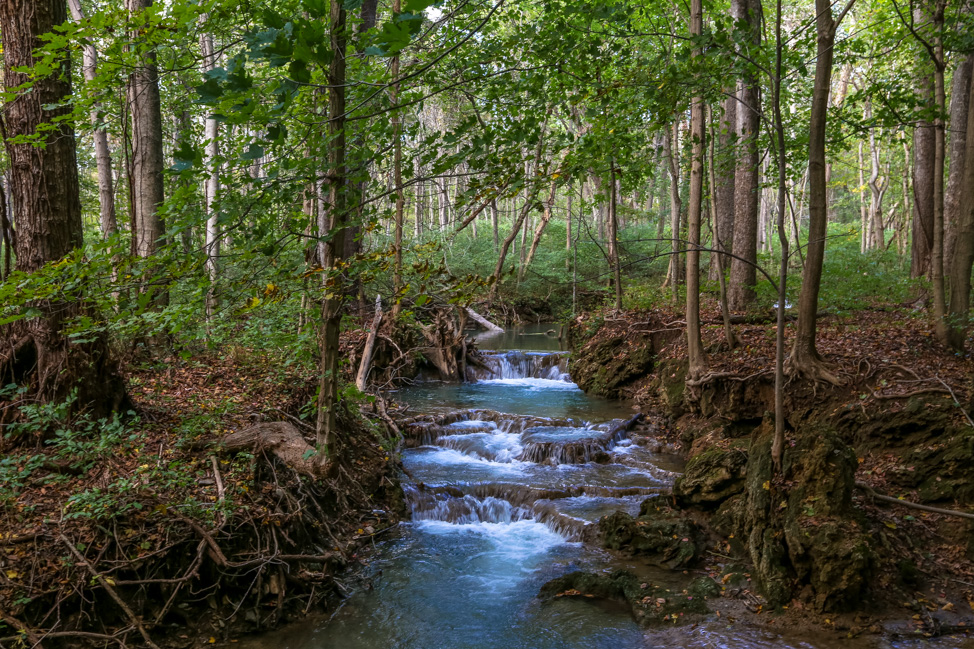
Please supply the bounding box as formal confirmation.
[0,0,125,413]
[771,0,789,472]
[491,199,499,252]
[68,0,116,239]
[686,0,707,379]
[609,165,623,311]
[929,1,948,342]
[390,0,404,319]
[664,121,683,292]
[858,142,869,252]
[867,104,887,250]
[200,26,221,320]
[911,3,937,278]
[787,0,852,384]
[727,0,762,310]
[522,179,558,279]
[315,0,348,460]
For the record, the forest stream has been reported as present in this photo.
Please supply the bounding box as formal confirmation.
[233,325,974,649]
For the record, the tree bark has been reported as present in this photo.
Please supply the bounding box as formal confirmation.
[686,0,707,379]
[0,0,125,414]
[866,100,888,250]
[727,0,762,311]
[911,2,937,278]
[200,25,221,320]
[608,165,623,310]
[664,121,683,292]
[787,0,852,384]
[315,0,348,460]
[391,0,404,319]
[946,68,974,350]
[68,0,116,239]
[945,54,973,270]
[127,0,166,260]
[710,90,736,282]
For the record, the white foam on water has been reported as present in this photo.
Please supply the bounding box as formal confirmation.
[411,446,532,473]
[440,431,524,462]
[414,518,569,556]
[447,419,500,430]
[476,377,581,391]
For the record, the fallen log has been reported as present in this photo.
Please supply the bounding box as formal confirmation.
[466,307,504,333]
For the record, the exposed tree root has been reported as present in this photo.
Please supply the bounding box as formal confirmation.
[785,347,843,386]
[220,422,324,478]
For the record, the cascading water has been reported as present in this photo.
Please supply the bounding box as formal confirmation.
[247,324,961,649]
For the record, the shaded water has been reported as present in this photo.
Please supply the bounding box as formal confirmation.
[242,328,973,649]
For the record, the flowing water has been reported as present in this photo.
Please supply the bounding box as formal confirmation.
[246,325,973,649]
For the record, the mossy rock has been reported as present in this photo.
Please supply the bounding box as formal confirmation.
[539,569,712,627]
[600,505,701,569]
[571,335,657,398]
[738,424,875,612]
[673,446,748,509]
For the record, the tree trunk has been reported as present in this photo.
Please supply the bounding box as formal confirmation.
[608,165,623,311]
[727,0,762,310]
[944,54,973,270]
[686,0,707,379]
[68,0,116,239]
[664,121,683,291]
[946,69,974,350]
[711,90,736,281]
[391,0,404,319]
[522,179,558,280]
[127,0,166,261]
[200,26,221,320]
[315,0,348,460]
[0,0,125,414]
[866,100,887,250]
[787,0,851,384]
[911,3,936,278]
[857,141,869,251]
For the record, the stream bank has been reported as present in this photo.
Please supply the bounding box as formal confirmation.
[567,306,974,634]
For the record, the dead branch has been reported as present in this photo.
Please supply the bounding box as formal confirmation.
[856,482,974,521]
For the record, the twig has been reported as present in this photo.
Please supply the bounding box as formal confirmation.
[58,534,161,649]
[934,375,974,429]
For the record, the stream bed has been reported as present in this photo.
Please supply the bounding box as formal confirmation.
[244,325,973,649]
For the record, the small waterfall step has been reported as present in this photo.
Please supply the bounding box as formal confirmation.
[466,350,571,382]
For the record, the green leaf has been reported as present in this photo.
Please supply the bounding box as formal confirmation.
[241,143,265,160]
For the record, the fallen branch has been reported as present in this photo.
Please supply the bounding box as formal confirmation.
[59,534,161,649]
[855,482,974,521]
[465,307,504,332]
[355,295,383,392]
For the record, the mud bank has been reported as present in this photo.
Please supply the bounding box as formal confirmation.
[566,308,974,633]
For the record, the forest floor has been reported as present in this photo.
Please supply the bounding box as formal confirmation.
[0,331,404,648]
[569,301,974,640]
